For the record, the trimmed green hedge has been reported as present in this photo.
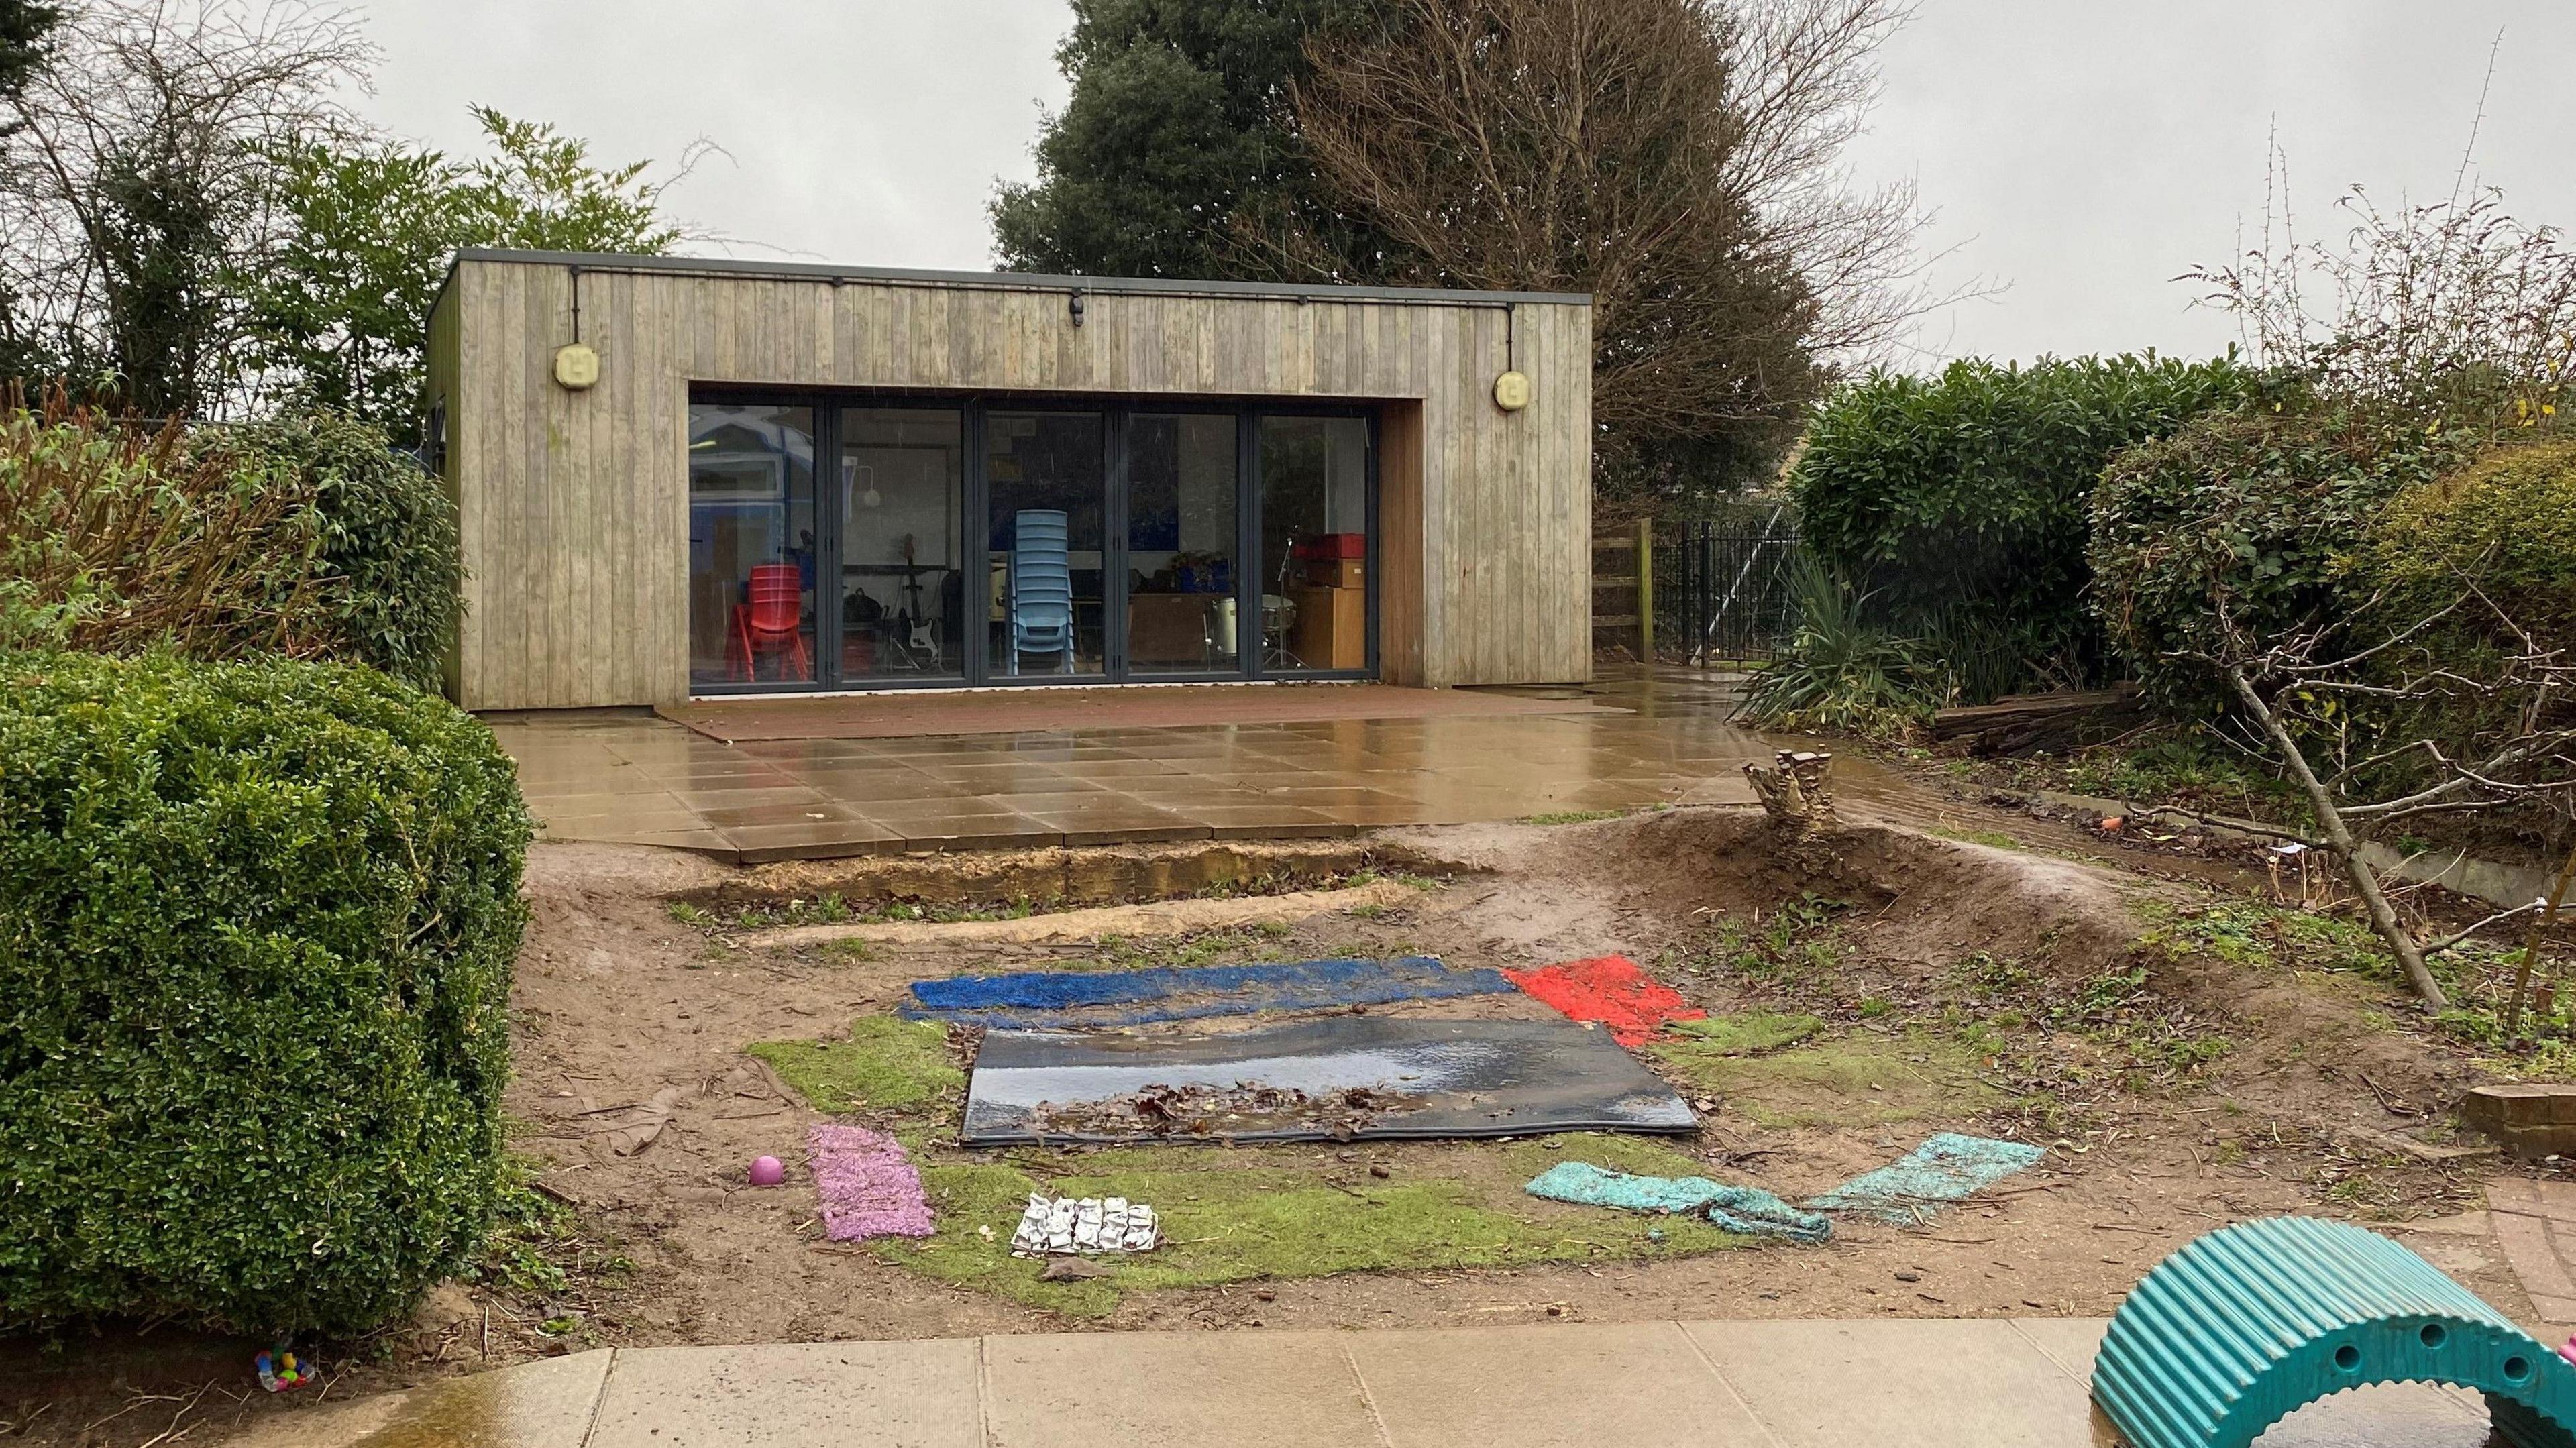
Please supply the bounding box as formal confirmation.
[0,651,529,1333]
[2088,404,2473,704]
[1790,355,2263,693]
[2363,438,2576,652]
[1,404,459,692]
[221,412,462,693]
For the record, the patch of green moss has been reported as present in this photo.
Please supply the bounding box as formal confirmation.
[881,1133,1743,1317]
[749,1017,962,1114]
[1649,1027,1995,1129]
[1664,1011,1825,1056]
[2135,900,2388,977]
[1933,828,2023,851]
[1493,1133,1717,1181]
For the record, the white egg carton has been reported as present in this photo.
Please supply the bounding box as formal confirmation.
[1008,1194,1162,1256]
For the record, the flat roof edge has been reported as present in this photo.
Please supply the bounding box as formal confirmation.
[449,248,1592,307]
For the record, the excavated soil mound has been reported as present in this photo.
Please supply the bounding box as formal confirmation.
[676,838,1397,914]
[1390,805,2157,979]
[1393,805,2479,1119]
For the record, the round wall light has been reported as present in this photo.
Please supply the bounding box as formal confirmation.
[553,343,600,391]
[1493,369,1532,412]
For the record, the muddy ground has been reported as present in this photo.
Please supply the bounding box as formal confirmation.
[8,798,2560,1445]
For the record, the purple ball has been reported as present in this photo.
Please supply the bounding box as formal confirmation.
[748,1154,785,1187]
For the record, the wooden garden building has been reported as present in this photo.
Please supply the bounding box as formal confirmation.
[424,249,1593,710]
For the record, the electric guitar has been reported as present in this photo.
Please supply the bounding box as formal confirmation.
[897,534,938,665]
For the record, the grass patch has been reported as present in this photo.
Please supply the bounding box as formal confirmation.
[1664,1011,1825,1056]
[2043,964,2235,1083]
[749,1017,963,1114]
[1933,828,2022,851]
[1342,869,1443,892]
[474,1165,578,1297]
[2057,733,2310,827]
[1674,894,1854,984]
[2137,900,2389,978]
[1648,1026,1996,1129]
[2131,898,2542,1062]
[882,1133,1744,1317]
[1075,926,1299,973]
[1522,809,1627,826]
[679,869,1441,936]
[464,1158,635,1345]
[1493,1133,1715,1180]
[672,891,1059,933]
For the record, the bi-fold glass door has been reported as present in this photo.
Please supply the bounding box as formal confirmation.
[1121,410,1242,676]
[985,409,1107,677]
[835,407,968,683]
[687,392,1373,693]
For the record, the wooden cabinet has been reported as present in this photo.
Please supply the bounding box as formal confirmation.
[1128,594,1215,667]
[1287,586,1367,670]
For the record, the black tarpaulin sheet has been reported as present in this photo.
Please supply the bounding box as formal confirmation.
[959,1016,1698,1146]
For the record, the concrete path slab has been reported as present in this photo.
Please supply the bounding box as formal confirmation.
[981,1330,1381,1448]
[2235,1383,2489,1447]
[2492,1200,2576,1323]
[205,1317,2525,1447]
[226,1349,610,1448]
[1682,1319,2096,1448]
[2488,1177,2576,1323]
[1350,1321,1776,1448]
[586,1340,981,1448]
[2006,1317,2108,1383]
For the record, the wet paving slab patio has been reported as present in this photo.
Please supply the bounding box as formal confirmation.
[486,670,1808,862]
[220,1317,2500,1447]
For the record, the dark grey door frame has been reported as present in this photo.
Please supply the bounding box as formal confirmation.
[686,385,1378,694]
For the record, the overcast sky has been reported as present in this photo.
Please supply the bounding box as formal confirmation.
[349,0,2573,369]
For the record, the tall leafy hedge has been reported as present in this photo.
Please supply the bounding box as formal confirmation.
[2363,437,2576,652]
[0,651,529,1333]
[2088,404,2475,704]
[219,412,462,691]
[0,402,460,693]
[1790,355,2264,691]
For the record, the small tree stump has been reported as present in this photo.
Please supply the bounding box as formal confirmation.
[1746,750,1835,828]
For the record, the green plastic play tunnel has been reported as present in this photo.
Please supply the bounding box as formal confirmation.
[2095,1215,2576,1448]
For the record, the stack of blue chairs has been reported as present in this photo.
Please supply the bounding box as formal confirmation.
[1008,509,1074,674]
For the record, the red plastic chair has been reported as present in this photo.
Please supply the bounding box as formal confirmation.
[727,562,812,682]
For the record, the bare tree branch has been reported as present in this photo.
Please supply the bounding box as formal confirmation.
[2421,899,2544,958]
[0,0,370,416]
[2225,663,2451,1008]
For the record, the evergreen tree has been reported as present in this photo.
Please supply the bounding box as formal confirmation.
[0,0,58,112]
[990,0,1394,280]
[1004,0,1925,508]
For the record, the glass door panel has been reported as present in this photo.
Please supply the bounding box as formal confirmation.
[1125,412,1240,675]
[688,403,817,687]
[837,408,965,681]
[1257,415,1372,674]
[985,410,1107,677]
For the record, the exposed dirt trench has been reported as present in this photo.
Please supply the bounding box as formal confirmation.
[12,804,2537,1445]
[467,809,2511,1339]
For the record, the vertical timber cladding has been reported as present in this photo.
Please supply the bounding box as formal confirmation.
[435,251,1593,710]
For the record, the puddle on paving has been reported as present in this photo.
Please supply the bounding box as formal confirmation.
[319,1353,604,1447]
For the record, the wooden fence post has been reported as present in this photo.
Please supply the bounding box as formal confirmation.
[1635,517,1654,663]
